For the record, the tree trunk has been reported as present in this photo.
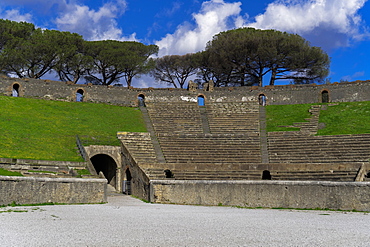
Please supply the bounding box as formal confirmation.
[270,68,276,86]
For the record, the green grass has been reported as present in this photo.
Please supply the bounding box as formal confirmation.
[266,101,370,135]
[317,102,370,135]
[265,104,313,132]
[76,169,91,176]
[0,96,146,161]
[0,168,23,176]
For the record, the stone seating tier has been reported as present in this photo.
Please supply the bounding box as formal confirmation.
[157,134,262,163]
[118,132,158,164]
[268,134,370,163]
[143,167,359,181]
[206,102,260,134]
[146,102,203,134]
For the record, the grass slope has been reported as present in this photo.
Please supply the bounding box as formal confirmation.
[265,104,313,132]
[318,101,370,135]
[0,168,23,176]
[266,101,370,135]
[0,96,146,161]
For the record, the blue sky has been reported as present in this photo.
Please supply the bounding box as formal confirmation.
[0,0,369,87]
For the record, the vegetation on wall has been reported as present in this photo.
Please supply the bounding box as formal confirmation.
[0,96,146,161]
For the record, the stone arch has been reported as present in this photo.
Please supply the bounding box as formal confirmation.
[76,89,84,102]
[321,90,329,103]
[197,95,205,106]
[138,93,146,107]
[12,83,20,97]
[164,169,173,178]
[123,167,132,195]
[90,154,118,187]
[258,93,267,106]
[262,170,271,180]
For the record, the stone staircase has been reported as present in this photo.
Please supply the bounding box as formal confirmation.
[118,132,158,164]
[270,104,322,136]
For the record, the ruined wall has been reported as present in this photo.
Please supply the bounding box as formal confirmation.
[150,180,370,211]
[0,157,86,169]
[120,141,151,200]
[0,176,107,205]
[1,76,370,106]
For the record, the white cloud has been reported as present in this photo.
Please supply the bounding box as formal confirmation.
[155,0,246,56]
[155,0,368,56]
[55,0,136,41]
[0,9,32,22]
[248,0,368,49]
[341,71,365,81]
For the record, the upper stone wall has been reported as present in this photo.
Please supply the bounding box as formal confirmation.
[1,76,370,106]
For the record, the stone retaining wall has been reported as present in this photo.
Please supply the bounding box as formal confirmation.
[150,180,370,211]
[0,176,107,205]
[2,77,370,106]
[0,157,86,169]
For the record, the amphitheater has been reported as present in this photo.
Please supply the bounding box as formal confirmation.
[1,76,370,211]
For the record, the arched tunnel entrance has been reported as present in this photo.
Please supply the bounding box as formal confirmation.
[123,168,132,195]
[90,154,117,188]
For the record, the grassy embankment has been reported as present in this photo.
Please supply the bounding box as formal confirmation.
[0,96,146,162]
[266,101,370,135]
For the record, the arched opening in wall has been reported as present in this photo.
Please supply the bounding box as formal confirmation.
[123,168,132,195]
[12,84,20,97]
[138,94,145,107]
[259,94,266,106]
[262,170,271,180]
[90,154,117,188]
[197,95,205,106]
[76,89,84,102]
[164,169,173,178]
[321,90,329,103]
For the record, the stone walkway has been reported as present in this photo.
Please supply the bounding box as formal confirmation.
[0,193,369,246]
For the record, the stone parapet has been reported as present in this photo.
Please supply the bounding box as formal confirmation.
[150,180,370,211]
[0,176,107,205]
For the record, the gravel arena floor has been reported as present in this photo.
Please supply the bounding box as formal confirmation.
[1,192,369,247]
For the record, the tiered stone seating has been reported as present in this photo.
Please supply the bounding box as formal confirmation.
[169,170,262,180]
[142,168,168,179]
[134,100,366,183]
[142,163,361,181]
[146,102,203,134]
[270,170,358,181]
[1,163,79,178]
[206,102,260,134]
[268,134,370,163]
[118,132,158,164]
[158,134,262,164]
